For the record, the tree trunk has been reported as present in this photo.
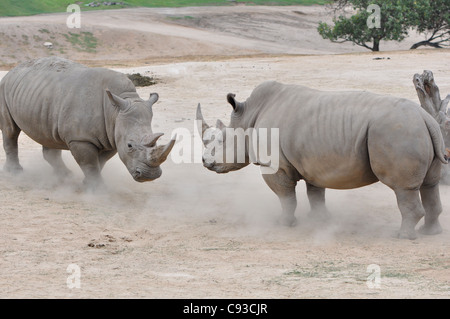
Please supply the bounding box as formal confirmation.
[413,70,450,184]
[372,38,380,51]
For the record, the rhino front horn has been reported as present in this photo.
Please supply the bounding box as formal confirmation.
[196,103,210,137]
[149,135,177,166]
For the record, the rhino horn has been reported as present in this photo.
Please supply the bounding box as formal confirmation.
[196,103,211,137]
[149,135,177,166]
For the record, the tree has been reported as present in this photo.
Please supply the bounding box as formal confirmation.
[317,0,411,51]
[408,0,450,49]
[413,70,450,184]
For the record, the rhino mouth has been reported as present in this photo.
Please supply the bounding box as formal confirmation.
[132,165,162,182]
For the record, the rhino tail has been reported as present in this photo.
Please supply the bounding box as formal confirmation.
[423,113,448,164]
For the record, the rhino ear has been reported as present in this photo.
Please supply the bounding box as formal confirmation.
[227,93,237,110]
[227,93,243,113]
[106,89,130,111]
[148,93,159,106]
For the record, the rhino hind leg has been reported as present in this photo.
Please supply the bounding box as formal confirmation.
[262,170,298,227]
[418,160,443,235]
[394,189,425,240]
[1,124,23,174]
[418,184,443,235]
[42,147,72,177]
[305,182,331,222]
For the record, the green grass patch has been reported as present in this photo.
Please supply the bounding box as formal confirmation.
[62,31,98,53]
[0,0,329,17]
[167,15,196,20]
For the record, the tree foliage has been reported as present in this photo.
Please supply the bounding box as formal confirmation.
[408,0,450,49]
[318,0,450,51]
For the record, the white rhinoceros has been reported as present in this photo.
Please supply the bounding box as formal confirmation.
[0,57,175,188]
[197,81,448,239]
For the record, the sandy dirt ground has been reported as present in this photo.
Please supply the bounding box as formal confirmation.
[0,6,450,299]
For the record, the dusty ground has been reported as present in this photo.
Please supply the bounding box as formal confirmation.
[0,6,450,299]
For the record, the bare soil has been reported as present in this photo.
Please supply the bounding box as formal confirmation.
[0,6,449,299]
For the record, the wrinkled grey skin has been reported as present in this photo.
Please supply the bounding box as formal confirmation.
[197,81,449,240]
[0,57,175,189]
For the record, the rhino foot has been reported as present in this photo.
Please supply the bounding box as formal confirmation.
[54,168,74,181]
[307,208,331,223]
[277,214,297,227]
[397,229,418,240]
[82,177,106,194]
[4,162,23,175]
[418,222,442,236]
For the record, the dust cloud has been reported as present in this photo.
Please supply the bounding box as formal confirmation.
[4,127,449,247]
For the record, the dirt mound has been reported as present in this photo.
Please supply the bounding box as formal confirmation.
[0,20,243,68]
[127,73,157,86]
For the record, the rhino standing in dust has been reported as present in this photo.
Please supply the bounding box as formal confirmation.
[197,81,448,240]
[0,57,175,188]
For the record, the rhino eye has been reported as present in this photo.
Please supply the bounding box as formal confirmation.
[127,143,133,149]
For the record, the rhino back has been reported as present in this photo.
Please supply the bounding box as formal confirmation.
[249,82,429,189]
[1,57,135,150]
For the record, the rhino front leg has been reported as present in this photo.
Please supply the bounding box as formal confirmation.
[262,170,298,226]
[42,147,72,177]
[98,150,116,171]
[68,141,103,190]
[306,182,331,222]
[394,189,425,240]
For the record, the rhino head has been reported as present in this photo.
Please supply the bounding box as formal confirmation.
[106,90,175,182]
[196,93,251,174]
